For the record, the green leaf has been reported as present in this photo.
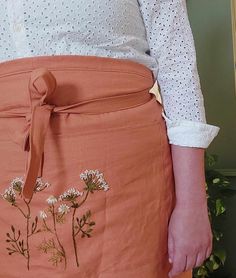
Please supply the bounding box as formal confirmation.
[205,153,218,167]
[213,229,223,241]
[209,254,215,262]
[214,249,226,265]
[196,266,208,276]
[212,261,220,270]
[205,260,214,272]
[215,199,226,216]
[213,178,220,184]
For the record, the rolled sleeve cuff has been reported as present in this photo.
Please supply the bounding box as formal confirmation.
[161,112,220,148]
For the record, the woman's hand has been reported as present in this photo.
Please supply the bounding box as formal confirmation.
[167,201,213,277]
[168,144,213,277]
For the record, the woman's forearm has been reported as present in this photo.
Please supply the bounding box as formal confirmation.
[170,144,208,207]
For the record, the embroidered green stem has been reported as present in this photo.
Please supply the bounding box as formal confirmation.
[24,197,33,270]
[51,204,67,269]
[12,204,28,218]
[71,189,90,267]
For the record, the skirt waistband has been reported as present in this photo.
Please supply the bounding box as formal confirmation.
[0,55,155,112]
[0,55,156,200]
[0,55,154,79]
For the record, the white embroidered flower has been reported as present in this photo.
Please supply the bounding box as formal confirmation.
[46,195,57,205]
[10,177,24,193]
[58,188,83,202]
[80,169,109,191]
[58,204,70,214]
[1,187,16,204]
[101,182,109,191]
[35,177,50,192]
[39,210,47,219]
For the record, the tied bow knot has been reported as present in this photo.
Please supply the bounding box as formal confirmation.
[22,68,57,200]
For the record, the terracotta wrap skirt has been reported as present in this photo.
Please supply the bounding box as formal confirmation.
[0,55,192,278]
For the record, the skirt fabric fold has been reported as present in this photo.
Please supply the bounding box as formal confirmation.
[0,55,192,278]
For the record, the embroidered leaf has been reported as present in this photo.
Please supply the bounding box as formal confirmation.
[6,233,11,239]
[86,210,91,218]
[48,250,64,266]
[38,238,56,254]
[11,225,15,233]
[55,213,66,224]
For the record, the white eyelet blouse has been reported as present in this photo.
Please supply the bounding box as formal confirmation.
[0,0,220,148]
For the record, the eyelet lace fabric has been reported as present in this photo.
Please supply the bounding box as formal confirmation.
[0,0,220,148]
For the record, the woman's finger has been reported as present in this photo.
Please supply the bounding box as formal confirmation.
[169,252,187,277]
[206,240,213,259]
[194,251,205,268]
[204,246,212,262]
[184,252,198,271]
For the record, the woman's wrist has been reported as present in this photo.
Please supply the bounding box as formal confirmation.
[175,196,208,208]
[170,144,208,207]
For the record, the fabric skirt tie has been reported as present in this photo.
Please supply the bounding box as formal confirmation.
[0,55,192,278]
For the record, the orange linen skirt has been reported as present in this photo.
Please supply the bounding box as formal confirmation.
[0,55,192,278]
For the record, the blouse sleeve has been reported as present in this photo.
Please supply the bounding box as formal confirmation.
[137,0,220,148]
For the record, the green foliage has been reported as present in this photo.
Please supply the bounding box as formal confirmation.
[193,153,236,278]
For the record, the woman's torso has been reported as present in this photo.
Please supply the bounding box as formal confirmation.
[0,0,158,78]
